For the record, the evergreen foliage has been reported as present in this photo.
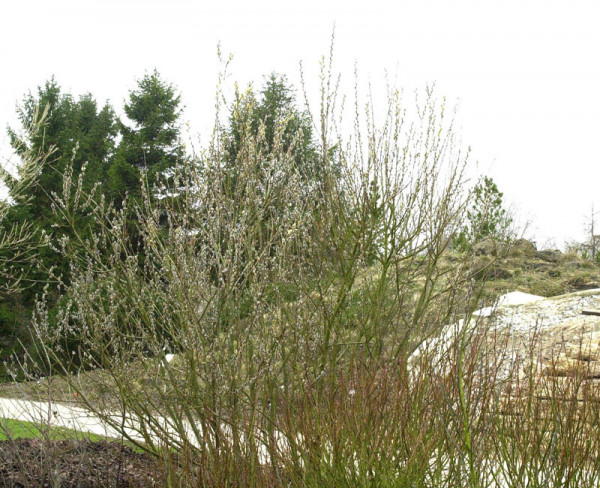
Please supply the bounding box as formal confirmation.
[456,175,512,250]
[109,70,183,205]
[7,79,117,225]
[226,73,318,181]
[0,79,118,355]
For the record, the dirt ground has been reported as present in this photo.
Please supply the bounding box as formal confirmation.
[0,439,164,488]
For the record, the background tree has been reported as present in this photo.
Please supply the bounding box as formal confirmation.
[574,204,600,262]
[226,73,318,182]
[213,73,321,285]
[7,79,118,226]
[109,70,184,206]
[4,79,118,287]
[456,175,512,250]
[0,80,118,359]
[0,106,50,295]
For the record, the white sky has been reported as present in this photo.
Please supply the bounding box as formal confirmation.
[1,0,599,248]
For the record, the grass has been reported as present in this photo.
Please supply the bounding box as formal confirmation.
[0,417,108,442]
[470,240,600,300]
[0,417,150,459]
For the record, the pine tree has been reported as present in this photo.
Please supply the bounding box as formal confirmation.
[456,176,512,250]
[226,73,317,180]
[109,70,183,205]
[1,80,118,351]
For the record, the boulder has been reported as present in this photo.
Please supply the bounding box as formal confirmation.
[507,239,537,258]
[537,249,563,263]
[488,265,513,280]
[472,239,500,256]
[498,290,544,306]
[534,316,600,377]
[569,275,600,290]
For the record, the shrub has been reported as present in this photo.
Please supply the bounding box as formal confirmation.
[19,53,491,486]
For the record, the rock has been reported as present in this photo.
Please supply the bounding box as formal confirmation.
[472,239,501,256]
[569,275,599,290]
[489,265,513,280]
[510,314,600,378]
[545,354,600,378]
[473,264,511,281]
[537,249,563,263]
[498,291,544,306]
[417,289,600,388]
[544,355,577,376]
[492,293,600,332]
[560,328,600,360]
[542,325,600,377]
[507,239,537,258]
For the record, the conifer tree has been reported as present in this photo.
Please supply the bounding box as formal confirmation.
[226,73,318,180]
[7,79,117,226]
[456,175,512,250]
[5,79,118,280]
[1,80,117,349]
[109,70,183,205]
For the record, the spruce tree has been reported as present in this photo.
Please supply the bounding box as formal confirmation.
[1,80,117,352]
[456,176,512,250]
[5,79,118,285]
[226,73,317,179]
[7,79,117,227]
[109,70,183,206]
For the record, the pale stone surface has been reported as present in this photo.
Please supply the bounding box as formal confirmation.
[413,289,600,382]
[487,290,600,379]
[491,289,600,332]
[498,291,545,306]
[0,397,135,440]
[474,291,544,317]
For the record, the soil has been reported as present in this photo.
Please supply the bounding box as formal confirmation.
[0,439,164,488]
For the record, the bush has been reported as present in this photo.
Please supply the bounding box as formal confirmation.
[18,55,495,486]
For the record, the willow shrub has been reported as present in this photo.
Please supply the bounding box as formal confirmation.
[21,58,501,487]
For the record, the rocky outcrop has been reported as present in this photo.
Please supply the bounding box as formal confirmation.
[464,237,600,298]
[486,290,600,379]
[537,249,563,263]
[471,238,537,258]
[507,238,537,258]
[472,239,502,256]
[491,289,600,332]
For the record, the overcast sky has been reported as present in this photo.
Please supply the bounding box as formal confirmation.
[1,0,599,248]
